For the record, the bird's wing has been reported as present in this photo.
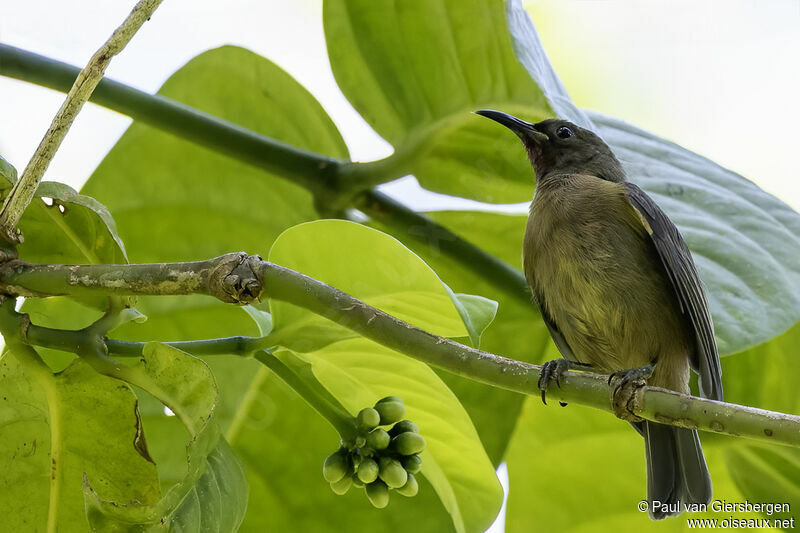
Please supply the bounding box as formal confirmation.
[530,287,576,361]
[624,182,723,401]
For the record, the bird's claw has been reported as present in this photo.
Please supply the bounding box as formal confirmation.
[608,364,653,422]
[537,358,592,405]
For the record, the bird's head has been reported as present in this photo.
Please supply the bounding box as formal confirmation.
[475,110,626,183]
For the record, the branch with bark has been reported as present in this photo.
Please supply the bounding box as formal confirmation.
[1,253,797,447]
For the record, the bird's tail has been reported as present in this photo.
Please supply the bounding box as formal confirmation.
[641,421,712,519]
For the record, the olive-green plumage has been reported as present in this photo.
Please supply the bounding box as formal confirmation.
[476,110,723,520]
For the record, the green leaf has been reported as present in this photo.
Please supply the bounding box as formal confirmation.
[265,219,502,532]
[719,321,800,520]
[324,0,553,203]
[0,173,127,265]
[504,394,771,532]
[451,293,498,348]
[81,45,347,263]
[0,352,160,531]
[84,342,248,532]
[725,445,800,526]
[243,304,273,337]
[589,112,800,355]
[0,154,17,183]
[268,220,472,349]
[0,166,129,309]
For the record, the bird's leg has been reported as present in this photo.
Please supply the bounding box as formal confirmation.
[607,363,654,422]
[537,358,594,405]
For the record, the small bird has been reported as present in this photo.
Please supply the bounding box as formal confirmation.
[476,109,723,520]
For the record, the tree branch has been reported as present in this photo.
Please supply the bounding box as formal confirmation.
[3,254,797,446]
[0,0,163,243]
[0,252,262,304]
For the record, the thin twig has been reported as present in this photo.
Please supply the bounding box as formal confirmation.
[0,0,163,243]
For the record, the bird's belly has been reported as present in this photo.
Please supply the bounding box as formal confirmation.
[526,208,689,374]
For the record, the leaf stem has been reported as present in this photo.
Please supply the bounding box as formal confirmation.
[254,350,358,440]
[0,0,163,243]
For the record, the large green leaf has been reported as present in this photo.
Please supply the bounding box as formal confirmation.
[504,390,771,531]
[269,219,478,347]
[266,219,502,533]
[590,112,800,355]
[720,321,800,524]
[0,352,160,531]
[85,342,248,531]
[81,45,346,263]
[324,0,554,203]
[0,157,127,265]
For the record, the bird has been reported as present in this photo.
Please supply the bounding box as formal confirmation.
[475,109,723,520]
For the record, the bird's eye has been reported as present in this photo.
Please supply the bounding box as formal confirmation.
[556,126,574,139]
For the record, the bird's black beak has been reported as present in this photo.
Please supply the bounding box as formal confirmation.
[475,109,549,143]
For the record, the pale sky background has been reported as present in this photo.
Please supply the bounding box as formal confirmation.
[1,1,798,531]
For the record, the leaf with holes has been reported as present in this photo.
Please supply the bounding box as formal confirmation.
[0,353,160,531]
[0,166,127,265]
[84,342,248,531]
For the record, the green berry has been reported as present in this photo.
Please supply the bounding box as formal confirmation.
[393,432,426,455]
[375,395,403,405]
[401,454,422,474]
[351,473,365,488]
[378,456,408,488]
[366,480,389,508]
[330,475,353,495]
[389,420,419,437]
[375,401,405,425]
[323,450,350,483]
[366,429,391,450]
[357,407,381,429]
[354,435,367,448]
[357,458,379,484]
[395,473,419,497]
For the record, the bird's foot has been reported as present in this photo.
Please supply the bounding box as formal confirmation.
[537,358,593,405]
[608,364,653,422]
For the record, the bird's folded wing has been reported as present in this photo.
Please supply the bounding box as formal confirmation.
[530,287,576,362]
[624,182,723,401]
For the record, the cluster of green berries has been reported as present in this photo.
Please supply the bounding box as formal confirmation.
[322,396,426,508]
